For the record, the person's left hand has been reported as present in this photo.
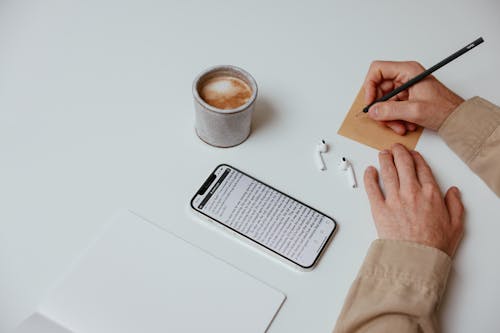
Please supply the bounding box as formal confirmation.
[364,143,464,257]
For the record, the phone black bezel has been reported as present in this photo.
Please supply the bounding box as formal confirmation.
[190,164,337,269]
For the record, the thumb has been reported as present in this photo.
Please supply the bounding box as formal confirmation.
[445,187,465,227]
[368,100,423,124]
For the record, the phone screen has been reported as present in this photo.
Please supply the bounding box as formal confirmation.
[190,164,336,269]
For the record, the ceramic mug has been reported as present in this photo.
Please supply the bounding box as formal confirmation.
[192,65,258,147]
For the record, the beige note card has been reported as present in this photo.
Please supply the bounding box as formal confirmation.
[338,88,423,151]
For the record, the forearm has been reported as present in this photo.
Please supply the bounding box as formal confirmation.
[438,97,500,196]
[333,240,451,333]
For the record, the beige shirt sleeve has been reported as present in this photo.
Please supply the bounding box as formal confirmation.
[438,96,500,196]
[333,240,451,333]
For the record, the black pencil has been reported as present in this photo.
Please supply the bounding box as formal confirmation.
[362,37,484,113]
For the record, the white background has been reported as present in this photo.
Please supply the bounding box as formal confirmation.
[1,1,499,332]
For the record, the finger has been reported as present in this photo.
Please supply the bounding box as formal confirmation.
[444,186,465,257]
[364,61,422,84]
[368,80,405,102]
[378,149,399,196]
[384,120,407,135]
[445,187,465,225]
[391,143,419,189]
[365,82,377,105]
[364,166,385,208]
[380,80,395,95]
[405,122,417,132]
[410,151,437,186]
[396,89,409,101]
[367,100,425,126]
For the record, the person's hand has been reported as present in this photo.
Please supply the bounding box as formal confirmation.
[363,61,465,135]
[364,143,464,257]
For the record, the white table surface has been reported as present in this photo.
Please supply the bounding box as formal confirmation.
[1,1,499,332]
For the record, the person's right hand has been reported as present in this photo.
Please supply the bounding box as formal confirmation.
[363,61,465,135]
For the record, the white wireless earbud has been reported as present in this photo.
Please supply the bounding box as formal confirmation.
[315,140,328,171]
[339,157,357,188]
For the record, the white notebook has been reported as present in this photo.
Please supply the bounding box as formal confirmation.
[16,211,285,333]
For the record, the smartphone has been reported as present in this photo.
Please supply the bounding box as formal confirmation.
[190,164,337,269]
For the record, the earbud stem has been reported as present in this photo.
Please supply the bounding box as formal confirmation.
[316,152,326,171]
[347,165,357,188]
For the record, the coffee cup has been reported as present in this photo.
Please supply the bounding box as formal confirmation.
[193,65,258,147]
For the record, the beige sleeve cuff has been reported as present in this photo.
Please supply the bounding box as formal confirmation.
[360,239,452,300]
[438,97,500,196]
[438,97,500,162]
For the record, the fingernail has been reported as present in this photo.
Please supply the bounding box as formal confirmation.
[371,107,378,116]
[380,149,390,154]
[454,187,461,198]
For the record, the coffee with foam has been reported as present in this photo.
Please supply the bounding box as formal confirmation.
[193,65,257,147]
[199,76,252,110]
